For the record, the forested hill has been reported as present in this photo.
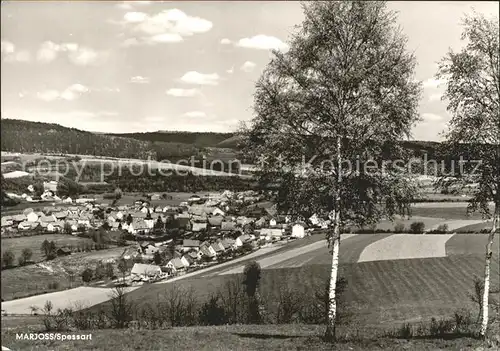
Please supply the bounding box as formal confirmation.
[1,119,201,160]
[1,119,463,163]
[111,131,235,148]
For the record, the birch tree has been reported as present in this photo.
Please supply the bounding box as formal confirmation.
[242,1,421,341]
[437,12,499,337]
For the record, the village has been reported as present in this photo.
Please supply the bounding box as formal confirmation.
[1,181,315,287]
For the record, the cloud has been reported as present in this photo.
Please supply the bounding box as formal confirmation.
[183,111,207,118]
[36,41,105,65]
[117,9,212,45]
[422,78,446,89]
[240,61,256,73]
[1,40,15,54]
[68,47,105,66]
[36,84,90,102]
[2,40,31,63]
[149,33,183,43]
[421,113,443,122]
[166,88,200,97]
[124,12,148,23]
[220,38,231,45]
[236,35,288,51]
[130,76,150,84]
[226,66,234,74]
[4,50,31,63]
[180,71,220,86]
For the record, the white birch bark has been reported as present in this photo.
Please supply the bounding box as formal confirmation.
[325,136,342,341]
[480,203,499,336]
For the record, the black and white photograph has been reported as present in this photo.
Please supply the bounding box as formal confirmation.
[1,1,499,350]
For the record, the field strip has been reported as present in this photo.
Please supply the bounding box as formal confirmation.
[429,219,488,232]
[357,234,455,263]
[218,234,357,275]
[1,287,138,315]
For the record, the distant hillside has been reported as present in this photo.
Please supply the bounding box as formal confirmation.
[1,119,205,161]
[110,131,235,148]
[1,119,155,159]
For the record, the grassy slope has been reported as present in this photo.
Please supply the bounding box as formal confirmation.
[1,324,490,351]
[90,255,499,328]
[1,234,93,263]
[1,246,129,301]
[411,206,494,220]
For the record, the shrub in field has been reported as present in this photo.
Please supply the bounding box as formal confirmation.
[2,250,15,268]
[429,317,455,337]
[394,223,405,233]
[409,221,425,234]
[198,294,228,326]
[108,286,135,328]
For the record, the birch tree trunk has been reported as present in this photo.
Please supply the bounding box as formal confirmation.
[480,202,499,337]
[325,136,342,341]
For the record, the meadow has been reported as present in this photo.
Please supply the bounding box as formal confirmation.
[1,234,94,263]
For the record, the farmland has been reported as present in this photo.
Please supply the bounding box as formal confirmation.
[1,246,130,301]
[1,234,94,263]
[78,233,499,329]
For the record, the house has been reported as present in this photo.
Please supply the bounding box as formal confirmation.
[197,244,215,260]
[181,254,194,267]
[12,214,27,223]
[166,258,186,273]
[191,222,207,232]
[260,228,284,240]
[220,238,235,251]
[221,221,236,232]
[235,234,253,247]
[291,222,307,238]
[18,221,33,231]
[191,214,208,223]
[23,208,34,216]
[1,217,13,228]
[187,251,199,261]
[144,245,159,256]
[237,216,254,226]
[207,216,224,227]
[269,218,277,226]
[129,220,150,234]
[26,211,38,222]
[182,239,201,252]
[39,215,56,224]
[150,193,161,201]
[131,263,162,281]
[43,180,58,192]
[209,242,224,256]
[53,211,67,220]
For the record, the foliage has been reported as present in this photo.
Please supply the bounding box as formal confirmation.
[409,221,426,234]
[81,268,93,283]
[2,250,15,268]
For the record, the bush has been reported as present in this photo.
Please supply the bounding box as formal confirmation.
[394,223,405,233]
[409,221,425,234]
[198,294,228,326]
[2,250,15,268]
[429,317,455,337]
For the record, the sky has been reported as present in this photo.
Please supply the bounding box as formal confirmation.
[1,1,498,141]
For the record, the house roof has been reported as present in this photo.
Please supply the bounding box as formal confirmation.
[182,255,194,264]
[221,221,236,231]
[192,222,207,232]
[183,239,200,248]
[208,216,223,226]
[210,243,223,252]
[131,263,161,276]
[169,257,185,269]
[199,245,213,257]
[238,234,252,243]
[39,215,55,223]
